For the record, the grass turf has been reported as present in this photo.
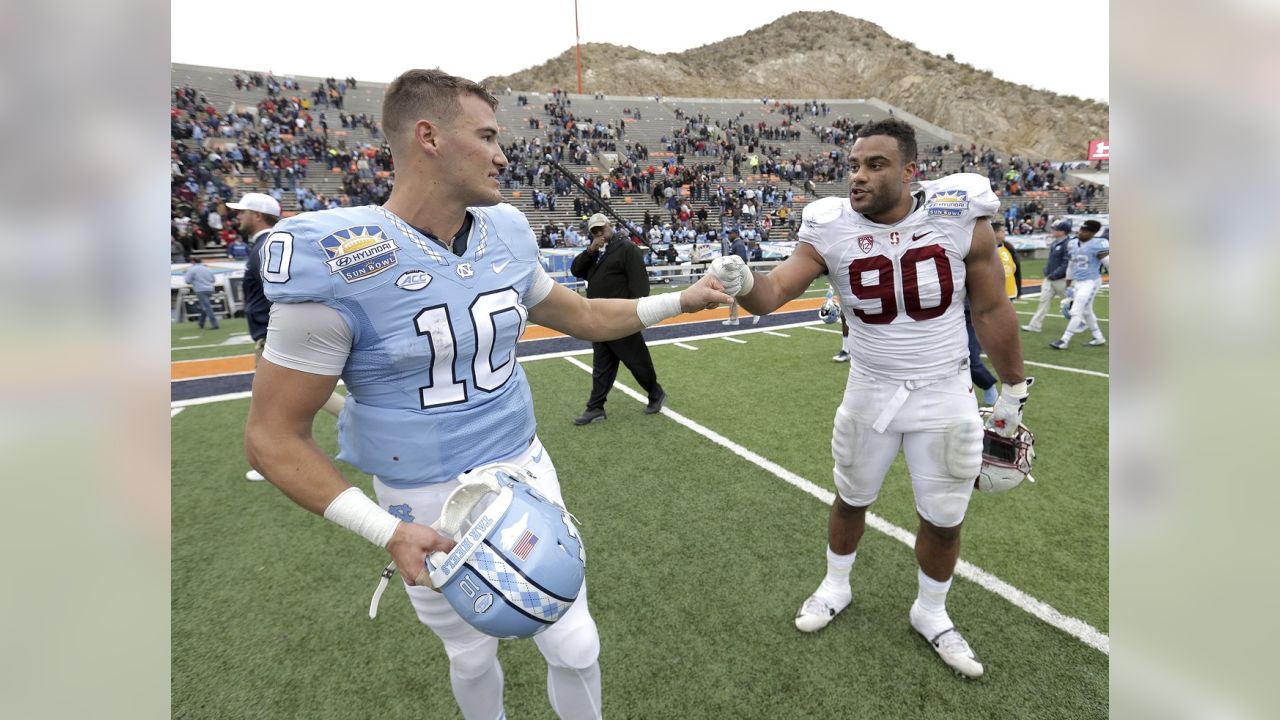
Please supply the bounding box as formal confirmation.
[172,316,1108,718]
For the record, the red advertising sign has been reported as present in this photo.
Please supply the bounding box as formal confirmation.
[1088,139,1110,160]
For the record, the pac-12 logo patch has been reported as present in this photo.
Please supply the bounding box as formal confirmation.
[926,190,969,217]
[318,226,399,283]
[858,234,874,253]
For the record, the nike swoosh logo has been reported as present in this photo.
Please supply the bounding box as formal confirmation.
[911,231,933,242]
[531,447,544,463]
[492,259,511,273]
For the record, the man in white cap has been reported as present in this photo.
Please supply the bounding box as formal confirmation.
[230,192,344,481]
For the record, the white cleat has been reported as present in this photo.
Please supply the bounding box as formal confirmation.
[832,350,851,363]
[1087,338,1107,346]
[794,591,851,633]
[910,602,984,679]
[246,469,266,481]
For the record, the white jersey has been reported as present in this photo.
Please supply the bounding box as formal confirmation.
[798,173,999,381]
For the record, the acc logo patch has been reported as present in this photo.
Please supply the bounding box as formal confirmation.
[395,270,432,291]
[858,234,874,254]
[318,226,399,283]
[926,190,969,217]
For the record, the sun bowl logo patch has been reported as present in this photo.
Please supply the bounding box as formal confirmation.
[318,226,399,283]
[858,234,875,254]
[926,190,969,217]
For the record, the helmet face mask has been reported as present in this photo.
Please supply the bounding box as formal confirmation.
[974,408,1036,493]
[426,464,587,639]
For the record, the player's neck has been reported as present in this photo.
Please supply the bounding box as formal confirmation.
[384,185,467,245]
[864,190,918,226]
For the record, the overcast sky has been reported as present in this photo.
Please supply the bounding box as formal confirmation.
[171,0,1109,103]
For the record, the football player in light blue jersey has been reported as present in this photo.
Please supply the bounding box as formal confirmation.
[244,69,731,720]
[1049,219,1109,349]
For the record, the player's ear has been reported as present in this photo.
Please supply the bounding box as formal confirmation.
[903,160,917,183]
[416,119,441,155]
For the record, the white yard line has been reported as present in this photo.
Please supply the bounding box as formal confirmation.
[804,326,844,335]
[674,342,699,351]
[764,331,791,338]
[721,337,748,344]
[171,407,185,418]
[564,355,1110,655]
[980,354,1110,379]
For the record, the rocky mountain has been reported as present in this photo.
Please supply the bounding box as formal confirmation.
[482,11,1107,160]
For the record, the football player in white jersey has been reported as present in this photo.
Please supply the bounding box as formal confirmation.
[243,69,731,719]
[709,119,1030,679]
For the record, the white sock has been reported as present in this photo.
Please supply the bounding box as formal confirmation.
[817,546,855,599]
[842,332,853,356]
[915,568,953,621]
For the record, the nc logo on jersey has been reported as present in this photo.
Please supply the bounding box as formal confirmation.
[857,234,874,253]
[388,504,415,523]
[395,270,433,291]
[456,263,474,279]
[318,225,399,283]
[926,190,969,217]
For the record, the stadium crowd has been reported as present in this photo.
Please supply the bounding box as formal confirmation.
[171,72,1106,261]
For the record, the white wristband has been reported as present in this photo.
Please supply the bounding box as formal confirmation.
[636,292,684,328]
[323,487,401,548]
[1004,381,1028,396]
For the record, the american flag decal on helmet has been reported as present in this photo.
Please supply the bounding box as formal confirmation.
[513,530,538,560]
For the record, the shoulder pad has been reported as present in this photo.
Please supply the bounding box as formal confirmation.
[921,173,1000,221]
[800,196,847,226]
[263,207,400,303]
[472,203,539,263]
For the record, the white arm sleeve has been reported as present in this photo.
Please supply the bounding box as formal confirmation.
[261,302,353,376]
[525,262,556,307]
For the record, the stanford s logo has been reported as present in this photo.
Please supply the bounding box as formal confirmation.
[890,231,901,246]
[857,234,874,254]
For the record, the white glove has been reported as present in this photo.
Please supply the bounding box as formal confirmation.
[708,255,754,297]
[818,299,839,324]
[986,378,1033,438]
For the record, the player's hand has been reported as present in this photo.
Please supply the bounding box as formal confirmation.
[708,256,754,297]
[986,378,1033,438]
[387,522,456,591]
[681,273,734,311]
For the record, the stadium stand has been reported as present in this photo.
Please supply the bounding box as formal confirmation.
[171,63,1108,261]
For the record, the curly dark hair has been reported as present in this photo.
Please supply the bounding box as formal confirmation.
[854,118,917,166]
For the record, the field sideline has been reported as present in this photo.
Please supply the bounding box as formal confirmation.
[172,289,1108,718]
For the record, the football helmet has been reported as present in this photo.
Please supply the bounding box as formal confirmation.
[425,464,586,639]
[974,408,1036,492]
[818,299,840,324]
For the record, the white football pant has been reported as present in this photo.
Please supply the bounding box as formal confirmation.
[1025,277,1069,330]
[830,370,983,528]
[1060,278,1105,343]
[373,437,602,720]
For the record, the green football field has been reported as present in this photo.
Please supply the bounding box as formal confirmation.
[171,288,1109,719]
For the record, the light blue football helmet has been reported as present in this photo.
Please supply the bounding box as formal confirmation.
[425,464,586,639]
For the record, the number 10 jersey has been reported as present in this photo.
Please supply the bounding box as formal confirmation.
[262,203,554,488]
[798,173,999,381]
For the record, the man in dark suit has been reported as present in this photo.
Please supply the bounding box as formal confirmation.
[570,213,666,424]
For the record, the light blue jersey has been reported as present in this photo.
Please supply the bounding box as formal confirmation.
[1068,236,1110,281]
[263,203,549,487]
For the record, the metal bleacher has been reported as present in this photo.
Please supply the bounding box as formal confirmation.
[172,63,1106,257]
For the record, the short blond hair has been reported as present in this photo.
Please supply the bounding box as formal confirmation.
[381,68,497,137]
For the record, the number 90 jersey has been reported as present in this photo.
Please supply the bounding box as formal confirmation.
[798,173,999,381]
[262,203,552,488]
